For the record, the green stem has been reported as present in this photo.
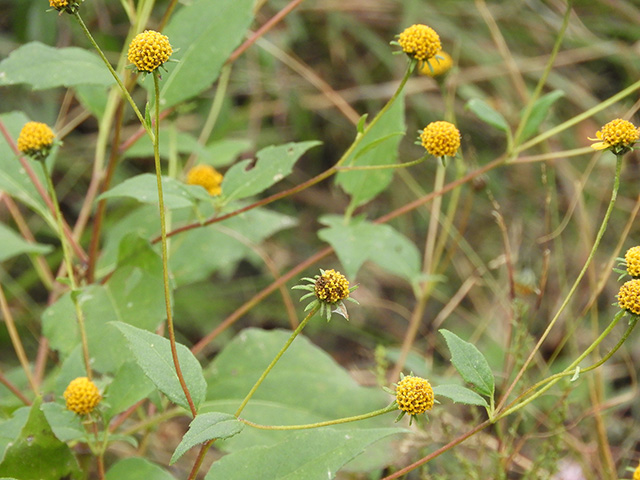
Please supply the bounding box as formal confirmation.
[497,153,623,413]
[495,310,635,421]
[42,164,92,378]
[336,156,426,172]
[240,403,398,430]
[235,305,319,417]
[152,71,197,418]
[73,11,154,142]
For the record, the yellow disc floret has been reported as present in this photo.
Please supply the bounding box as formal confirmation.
[127,30,173,73]
[186,165,224,196]
[589,118,639,153]
[17,121,55,159]
[625,246,640,277]
[49,0,69,9]
[618,279,640,316]
[63,377,101,415]
[397,24,441,62]
[633,462,640,480]
[395,375,434,416]
[314,269,350,304]
[420,51,453,77]
[420,121,461,158]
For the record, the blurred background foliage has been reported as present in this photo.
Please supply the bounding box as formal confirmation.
[1,0,640,478]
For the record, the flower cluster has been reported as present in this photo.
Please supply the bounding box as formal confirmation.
[186,165,224,196]
[624,246,640,278]
[17,121,55,160]
[589,118,639,155]
[396,24,441,62]
[618,279,640,316]
[127,30,173,73]
[63,377,101,415]
[293,269,358,321]
[49,0,82,14]
[394,374,434,424]
[420,51,453,77]
[633,462,640,480]
[420,121,461,158]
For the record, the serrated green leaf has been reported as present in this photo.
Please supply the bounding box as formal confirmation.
[0,222,51,262]
[439,329,495,398]
[170,412,243,464]
[221,141,320,202]
[204,427,406,479]
[519,90,564,141]
[0,42,114,90]
[335,93,405,209]
[0,397,81,480]
[318,215,420,281]
[98,173,211,208]
[144,0,254,109]
[113,322,207,412]
[433,384,489,407]
[106,457,176,480]
[466,98,509,133]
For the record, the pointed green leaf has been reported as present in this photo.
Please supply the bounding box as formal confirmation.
[0,42,114,89]
[466,98,509,133]
[0,222,51,262]
[170,413,243,464]
[519,90,564,141]
[439,329,495,398]
[113,322,207,411]
[221,141,321,202]
[0,397,81,480]
[106,457,176,480]
[433,384,489,407]
[204,428,406,479]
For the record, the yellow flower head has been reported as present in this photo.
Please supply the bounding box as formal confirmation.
[49,0,81,13]
[397,24,441,62]
[420,51,453,77]
[127,30,173,73]
[186,165,223,196]
[315,269,350,304]
[63,377,101,415]
[589,118,639,154]
[618,279,640,316]
[17,121,55,160]
[633,462,640,480]
[395,375,434,416]
[625,246,640,277]
[420,121,461,158]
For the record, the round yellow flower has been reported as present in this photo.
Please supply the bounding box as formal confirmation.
[186,165,223,196]
[49,0,81,12]
[314,269,350,304]
[625,246,640,277]
[618,279,640,316]
[420,51,453,77]
[589,118,639,153]
[395,375,434,416]
[49,0,69,9]
[63,377,101,415]
[17,121,55,159]
[127,30,173,73]
[633,462,640,480]
[420,121,461,158]
[397,24,441,62]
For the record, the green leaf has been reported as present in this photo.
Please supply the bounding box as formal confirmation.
[0,222,51,262]
[0,397,81,480]
[106,457,176,480]
[335,93,405,209]
[98,173,211,209]
[113,322,207,412]
[39,402,85,443]
[518,90,565,141]
[42,235,167,373]
[202,139,252,168]
[433,384,489,407]
[150,0,254,109]
[466,98,509,133]
[222,141,321,202]
[103,361,156,421]
[318,215,420,281]
[204,428,406,479]
[0,408,30,462]
[439,329,495,398]
[74,85,109,118]
[170,412,243,464]
[0,42,113,89]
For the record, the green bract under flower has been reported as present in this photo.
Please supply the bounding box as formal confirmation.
[293,269,359,321]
